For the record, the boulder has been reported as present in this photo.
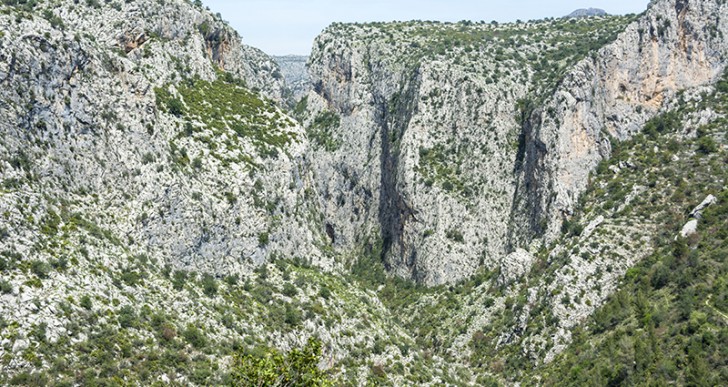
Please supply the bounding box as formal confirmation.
[690,194,717,219]
[581,216,605,239]
[499,249,536,285]
[680,219,699,238]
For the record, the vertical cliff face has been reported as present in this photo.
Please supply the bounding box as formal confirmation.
[304,18,634,284]
[304,0,728,285]
[305,28,513,283]
[515,0,728,243]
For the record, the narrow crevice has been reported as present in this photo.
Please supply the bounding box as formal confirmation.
[507,106,549,251]
[376,68,420,276]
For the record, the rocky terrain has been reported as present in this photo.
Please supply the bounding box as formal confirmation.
[0,0,726,385]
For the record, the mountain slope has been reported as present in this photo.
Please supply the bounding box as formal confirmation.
[530,76,728,386]
[0,0,330,383]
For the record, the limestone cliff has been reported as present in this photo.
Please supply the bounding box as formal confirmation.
[303,17,633,285]
[516,0,728,244]
[304,0,728,286]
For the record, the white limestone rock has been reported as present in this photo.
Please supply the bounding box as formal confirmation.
[581,216,605,239]
[690,194,717,218]
[680,219,699,238]
[499,249,536,285]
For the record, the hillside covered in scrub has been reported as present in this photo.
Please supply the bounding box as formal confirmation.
[0,0,726,385]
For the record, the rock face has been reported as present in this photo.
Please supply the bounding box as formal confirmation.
[274,55,312,102]
[303,0,728,285]
[302,18,628,285]
[680,219,699,237]
[690,194,717,218]
[498,248,535,285]
[517,0,728,244]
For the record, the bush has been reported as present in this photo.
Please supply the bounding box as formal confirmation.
[201,274,218,297]
[0,279,12,294]
[80,295,93,310]
[172,270,188,290]
[446,229,464,243]
[30,322,47,343]
[230,338,332,386]
[167,98,184,117]
[30,260,51,279]
[159,323,177,343]
[284,304,302,327]
[183,324,207,349]
[561,217,584,237]
[258,232,270,247]
[118,306,138,329]
[282,283,298,297]
[318,286,331,300]
[50,256,68,271]
[643,111,680,138]
[225,275,239,286]
[697,136,718,154]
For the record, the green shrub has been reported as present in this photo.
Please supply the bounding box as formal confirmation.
[167,98,184,117]
[80,295,93,310]
[30,322,47,343]
[318,286,332,300]
[284,304,302,327]
[201,274,218,297]
[117,306,138,329]
[183,324,207,349]
[50,256,68,271]
[643,111,680,138]
[446,229,464,243]
[258,232,270,247]
[172,270,188,290]
[230,338,332,386]
[282,283,298,297]
[225,274,239,286]
[697,136,718,154]
[0,279,12,294]
[30,260,51,279]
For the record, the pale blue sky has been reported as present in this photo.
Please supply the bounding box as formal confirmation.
[202,1,651,55]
